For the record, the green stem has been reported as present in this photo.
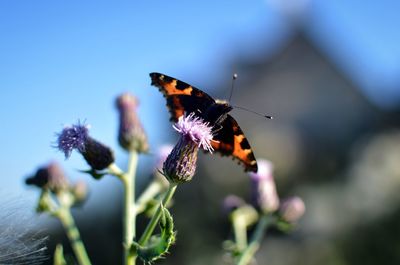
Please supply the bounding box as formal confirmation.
[56,208,91,265]
[123,152,138,265]
[135,180,164,214]
[233,216,248,251]
[138,184,177,245]
[236,215,274,265]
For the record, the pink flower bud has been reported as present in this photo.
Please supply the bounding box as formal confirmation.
[249,159,280,213]
[279,196,305,222]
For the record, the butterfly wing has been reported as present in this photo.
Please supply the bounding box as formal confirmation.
[150,72,215,122]
[150,72,258,172]
[211,115,258,172]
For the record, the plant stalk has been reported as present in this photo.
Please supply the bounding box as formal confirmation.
[236,214,273,265]
[138,184,177,245]
[57,208,92,265]
[123,152,138,265]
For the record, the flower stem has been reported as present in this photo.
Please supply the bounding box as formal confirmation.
[236,215,273,265]
[123,152,138,265]
[56,208,91,265]
[233,216,248,251]
[138,184,177,245]
[135,180,164,214]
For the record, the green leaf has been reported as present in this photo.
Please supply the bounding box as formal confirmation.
[79,169,106,180]
[276,219,295,233]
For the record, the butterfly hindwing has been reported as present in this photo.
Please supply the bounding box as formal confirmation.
[211,115,258,172]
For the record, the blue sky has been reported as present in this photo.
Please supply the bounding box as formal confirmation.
[0,1,289,206]
[1,1,399,207]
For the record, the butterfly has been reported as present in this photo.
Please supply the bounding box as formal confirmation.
[150,72,258,172]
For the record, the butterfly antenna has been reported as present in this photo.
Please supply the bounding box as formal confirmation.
[232,105,273,120]
[228,73,238,103]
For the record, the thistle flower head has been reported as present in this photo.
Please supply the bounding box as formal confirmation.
[56,122,115,171]
[57,122,89,158]
[249,159,280,213]
[116,93,149,153]
[163,113,214,184]
[279,196,305,222]
[25,162,69,193]
[173,113,214,153]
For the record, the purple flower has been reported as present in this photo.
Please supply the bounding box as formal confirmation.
[57,122,89,158]
[56,122,115,170]
[116,93,149,153]
[249,159,280,213]
[163,113,214,184]
[26,162,69,193]
[172,113,214,153]
[279,196,305,222]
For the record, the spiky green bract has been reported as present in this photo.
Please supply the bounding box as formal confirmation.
[131,205,175,263]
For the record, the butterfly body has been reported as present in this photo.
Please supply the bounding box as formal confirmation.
[150,72,258,172]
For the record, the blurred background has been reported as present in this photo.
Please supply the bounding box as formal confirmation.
[1,1,400,264]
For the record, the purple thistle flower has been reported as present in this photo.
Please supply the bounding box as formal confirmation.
[26,162,69,193]
[57,122,89,158]
[249,159,280,213]
[163,113,214,184]
[172,113,214,153]
[279,196,305,222]
[116,93,149,153]
[56,122,115,171]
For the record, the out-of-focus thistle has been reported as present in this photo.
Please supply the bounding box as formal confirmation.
[249,159,280,214]
[26,162,69,194]
[25,162,91,265]
[116,93,149,153]
[71,180,88,205]
[25,162,89,209]
[222,195,246,215]
[279,196,305,223]
[163,113,214,184]
[56,122,115,171]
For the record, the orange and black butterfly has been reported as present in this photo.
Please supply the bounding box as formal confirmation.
[150,72,258,172]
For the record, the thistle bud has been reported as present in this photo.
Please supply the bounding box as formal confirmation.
[279,196,305,222]
[163,113,213,184]
[249,159,280,213]
[71,180,88,203]
[56,122,115,171]
[222,195,246,215]
[26,162,69,193]
[116,93,149,153]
